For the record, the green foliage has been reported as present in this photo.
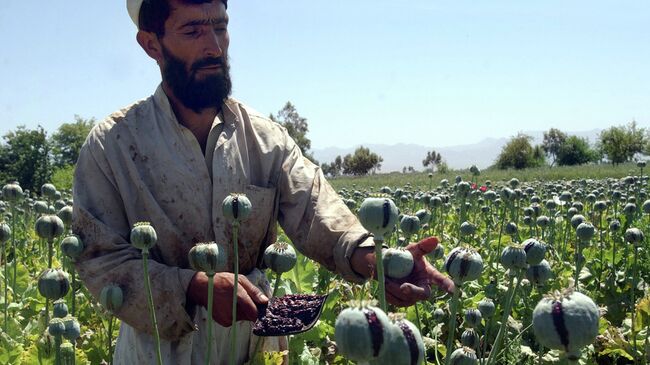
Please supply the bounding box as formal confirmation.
[556,135,599,166]
[422,150,443,170]
[321,156,342,177]
[495,133,545,170]
[542,128,567,166]
[51,165,75,192]
[50,116,95,168]
[598,121,648,165]
[0,125,51,192]
[269,102,317,163]
[341,146,383,175]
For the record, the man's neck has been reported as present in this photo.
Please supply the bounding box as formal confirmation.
[162,83,219,152]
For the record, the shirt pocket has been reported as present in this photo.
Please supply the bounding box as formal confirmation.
[237,184,278,269]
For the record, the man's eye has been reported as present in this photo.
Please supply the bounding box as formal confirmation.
[214,27,227,33]
[184,30,199,37]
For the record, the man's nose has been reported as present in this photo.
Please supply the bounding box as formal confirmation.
[204,31,223,58]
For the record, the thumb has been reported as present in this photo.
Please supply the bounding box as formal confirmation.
[408,236,439,259]
[238,276,269,305]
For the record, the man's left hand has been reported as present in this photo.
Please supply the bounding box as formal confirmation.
[350,236,455,307]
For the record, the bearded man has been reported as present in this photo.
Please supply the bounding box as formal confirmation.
[72,0,454,363]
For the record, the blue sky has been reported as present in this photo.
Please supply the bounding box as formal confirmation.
[0,1,648,149]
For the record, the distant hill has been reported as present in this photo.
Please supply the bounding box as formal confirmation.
[312,129,602,172]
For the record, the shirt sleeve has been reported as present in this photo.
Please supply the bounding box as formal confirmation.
[275,130,371,284]
[72,132,197,341]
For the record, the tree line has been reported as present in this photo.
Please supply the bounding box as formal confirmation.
[0,116,95,192]
[495,122,649,170]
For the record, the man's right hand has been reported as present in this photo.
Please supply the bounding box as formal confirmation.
[187,272,269,327]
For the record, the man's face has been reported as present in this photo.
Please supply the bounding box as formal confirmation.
[158,0,231,112]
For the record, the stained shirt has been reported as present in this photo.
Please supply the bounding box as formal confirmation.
[72,85,370,344]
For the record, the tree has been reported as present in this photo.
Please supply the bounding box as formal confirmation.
[542,128,567,166]
[556,136,598,166]
[269,102,317,162]
[342,146,383,175]
[50,115,95,167]
[321,155,343,177]
[598,121,648,165]
[0,125,51,192]
[495,133,545,170]
[422,150,443,171]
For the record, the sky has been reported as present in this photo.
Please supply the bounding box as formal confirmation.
[0,1,648,150]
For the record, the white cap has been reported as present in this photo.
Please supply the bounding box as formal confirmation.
[127,0,144,28]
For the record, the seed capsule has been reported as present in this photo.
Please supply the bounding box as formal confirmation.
[532,290,599,361]
[334,304,391,362]
[375,318,425,365]
[526,260,553,286]
[100,284,124,313]
[464,308,482,328]
[414,209,431,225]
[53,299,69,318]
[63,316,81,342]
[642,200,650,214]
[444,247,483,285]
[400,215,421,236]
[38,268,70,300]
[358,197,399,239]
[57,205,73,226]
[383,248,414,279]
[130,222,157,251]
[504,222,518,235]
[575,222,595,243]
[222,193,252,223]
[60,235,84,261]
[263,241,297,274]
[2,182,23,202]
[624,228,645,245]
[35,215,65,240]
[433,308,446,322]
[0,222,10,243]
[461,328,480,349]
[448,347,478,365]
[570,215,585,229]
[459,221,477,236]
[427,243,445,261]
[189,242,227,275]
[500,245,527,271]
[60,342,75,363]
[41,183,57,200]
[477,298,495,318]
[48,318,66,336]
[523,238,546,265]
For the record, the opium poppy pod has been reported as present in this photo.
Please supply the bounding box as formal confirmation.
[624,228,645,245]
[2,181,23,202]
[334,304,392,362]
[130,222,157,251]
[41,183,57,200]
[374,318,425,365]
[382,247,414,279]
[222,193,252,223]
[0,222,10,243]
[48,318,66,336]
[53,299,69,318]
[500,245,527,271]
[263,241,297,274]
[477,298,495,318]
[526,259,553,286]
[60,235,84,261]
[100,284,124,313]
[399,215,421,236]
[448,347,478,365]
[63,317,81,342]
[358,197,399,239]
[35,215,65,240]
[464,309,482,328]
[532,290,599,361]
[38,268,70,300]
[188,242,227,275]
[523,238,546,265]
[444,247,483,285]
[575,222,595,243]
[57,205,73,226]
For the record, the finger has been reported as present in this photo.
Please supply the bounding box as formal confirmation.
[235,290,258,322]
[238,276,269,305]
[400,282,431,301]
[429,269,455,294]
[386,290,413,307]
[408,236,439,259]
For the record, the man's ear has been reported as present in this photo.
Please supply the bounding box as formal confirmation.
[137,31,164,63]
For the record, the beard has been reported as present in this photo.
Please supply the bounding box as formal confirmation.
[161,44,232,113]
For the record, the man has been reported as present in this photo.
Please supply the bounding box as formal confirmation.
[72,0,454,363]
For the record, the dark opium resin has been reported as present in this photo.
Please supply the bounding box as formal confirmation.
[253,294,328,336]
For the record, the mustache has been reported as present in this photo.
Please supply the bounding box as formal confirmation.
[191,57,227,71]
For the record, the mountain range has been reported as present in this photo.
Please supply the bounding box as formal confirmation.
[312,129,602,172]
